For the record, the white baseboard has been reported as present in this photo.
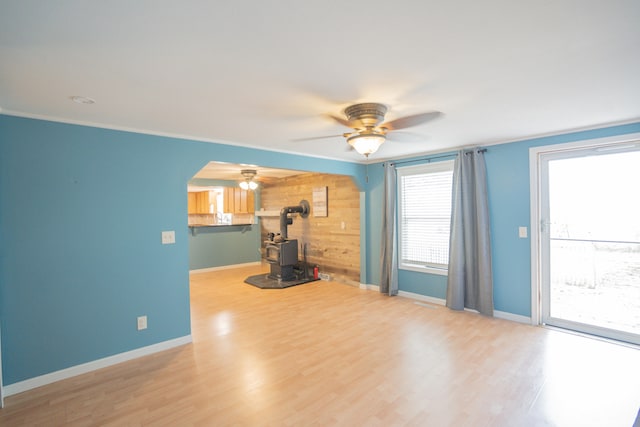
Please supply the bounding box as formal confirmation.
[494,310,532,324]
[398,290,446,306]
[360,285,532,324]
[360,285,446,306]
[190,261,261,274]
[3,335,192,397]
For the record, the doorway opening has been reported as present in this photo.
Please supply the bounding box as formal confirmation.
[187,162,363,286]
[531,134,640,345]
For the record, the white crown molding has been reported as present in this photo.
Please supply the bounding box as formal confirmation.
[367,117,640,164]
[0,109,354,163]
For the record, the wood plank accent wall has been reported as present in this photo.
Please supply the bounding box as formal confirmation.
[260,173,360,285]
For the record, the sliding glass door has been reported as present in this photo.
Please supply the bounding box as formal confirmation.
[539,142,640,344]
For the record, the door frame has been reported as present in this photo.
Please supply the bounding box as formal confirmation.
[529,132,640,327]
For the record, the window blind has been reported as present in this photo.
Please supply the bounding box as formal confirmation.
[399,164,454,269]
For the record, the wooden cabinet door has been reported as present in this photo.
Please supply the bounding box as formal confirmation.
[198,191,209,213]
[234,188,241,213]
[188,192,197,214]
[188,191,211,214]
[221,187,255,213]
[239,189,247,213]
[246,190,255,213]
[224,187,234,213]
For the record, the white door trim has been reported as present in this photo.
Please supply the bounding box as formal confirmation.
[529,132,640,327]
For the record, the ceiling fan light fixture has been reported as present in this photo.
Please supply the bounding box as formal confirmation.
[239,169,258,190]
[308,101,441,157]
[347,133,386,157]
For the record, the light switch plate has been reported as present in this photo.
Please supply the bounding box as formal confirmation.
[518,226,528,238]
[161,230,175,244]
[137,315,147,330]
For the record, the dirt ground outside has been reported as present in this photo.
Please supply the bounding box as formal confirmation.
[550,241,640,336]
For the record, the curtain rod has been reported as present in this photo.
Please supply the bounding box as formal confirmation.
[387,148,487,167]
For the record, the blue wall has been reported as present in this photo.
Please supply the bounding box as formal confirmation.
[365,122,640,317]
[0,115,363,386]
[2,113,638,388]
[485,123,640,316]
[188,225,261,270]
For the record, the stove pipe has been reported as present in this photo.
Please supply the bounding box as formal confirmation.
[279,200,310,240]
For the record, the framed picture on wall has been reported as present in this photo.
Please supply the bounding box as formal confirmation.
[312,186,328,217]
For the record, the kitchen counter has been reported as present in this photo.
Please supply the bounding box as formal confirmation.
[188,223,254,235]
[188,212,253,228]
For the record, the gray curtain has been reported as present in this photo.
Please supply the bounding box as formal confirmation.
[380,162,398,296]
[446,149,494,316]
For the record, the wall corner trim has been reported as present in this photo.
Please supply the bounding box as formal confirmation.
[3,335,192,397]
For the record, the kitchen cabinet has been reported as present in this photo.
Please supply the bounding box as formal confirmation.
[224,187,255,214]
[188,191,212,214]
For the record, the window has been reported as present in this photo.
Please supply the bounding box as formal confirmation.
[397,160,454,275]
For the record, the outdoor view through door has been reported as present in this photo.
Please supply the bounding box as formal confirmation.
[541,143,640,344]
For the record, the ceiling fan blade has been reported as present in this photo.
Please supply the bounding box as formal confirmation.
[326,113,355,128]
[386,131,423,143]
[291,134,344,142]
[381,111,443,131]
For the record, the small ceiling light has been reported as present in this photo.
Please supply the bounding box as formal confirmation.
[70,96,96,105]
[346,131,386,157]
[239,169,258,191]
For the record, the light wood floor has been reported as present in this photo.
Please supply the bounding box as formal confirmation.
[1,265,639,426]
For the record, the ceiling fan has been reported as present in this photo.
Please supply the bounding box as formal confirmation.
[310,102,442,157]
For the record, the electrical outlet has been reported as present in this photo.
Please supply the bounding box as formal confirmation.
[161,231,175,244]
[137,315,147,330]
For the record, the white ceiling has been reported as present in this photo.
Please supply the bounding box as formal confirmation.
[192,161,307,183]
[1,1,639,163]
